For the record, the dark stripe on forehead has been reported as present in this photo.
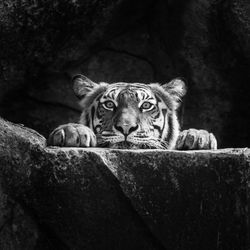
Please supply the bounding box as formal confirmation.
[129,86,152,101]
[106,88,116,99]
[141,91,146,100]
[147,97,155,101]
[141,91,150,100]
[109,83,151,93]
[111,82,149,87]
[103,83,155,104]
[135,91,139,100]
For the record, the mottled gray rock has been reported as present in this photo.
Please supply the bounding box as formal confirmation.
[0,117,249,249]
[0,119,53,249]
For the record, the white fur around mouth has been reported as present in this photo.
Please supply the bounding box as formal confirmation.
[97,134,167,149]
[99,135,149,143]
[99,132,152,142]
[101,131,117,136]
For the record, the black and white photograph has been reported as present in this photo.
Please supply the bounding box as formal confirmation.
[0,0,249,249]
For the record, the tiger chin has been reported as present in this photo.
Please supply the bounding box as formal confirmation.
[48,74,217,150]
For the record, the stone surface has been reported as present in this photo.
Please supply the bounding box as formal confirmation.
[0,119,57,249]
[0,117,249,249]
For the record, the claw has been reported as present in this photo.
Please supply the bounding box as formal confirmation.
[90,133,97,147]
[176,129,217,150]
[49,129,65,146]
[197,130,210,149]
[197,135,206,149]
[209,133,217,150]
[176,130,187,149]
[185,130,198,149]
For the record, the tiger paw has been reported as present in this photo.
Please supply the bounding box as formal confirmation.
[176,129,217,150]
[48,123,96,147]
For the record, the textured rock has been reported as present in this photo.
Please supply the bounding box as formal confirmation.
[0,118,249,249]
[0,119,53,249]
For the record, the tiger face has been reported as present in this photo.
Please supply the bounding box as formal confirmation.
[73,75,186,149]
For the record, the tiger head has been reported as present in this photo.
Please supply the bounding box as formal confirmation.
[73,75,186,149]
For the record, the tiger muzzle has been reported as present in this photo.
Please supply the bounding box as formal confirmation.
[114,108,138,137]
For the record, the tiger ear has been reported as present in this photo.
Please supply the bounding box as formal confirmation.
[161,78,186,103]
[72,74,98,99]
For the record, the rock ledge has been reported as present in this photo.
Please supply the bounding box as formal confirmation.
[0,118,249,249]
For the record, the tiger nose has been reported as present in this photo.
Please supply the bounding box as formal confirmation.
[115,124,139,136]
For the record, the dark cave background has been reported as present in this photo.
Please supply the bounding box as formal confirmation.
[0,0,249,148]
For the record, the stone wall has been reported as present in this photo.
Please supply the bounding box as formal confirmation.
[0,118,249,249]
[0,0,249,148]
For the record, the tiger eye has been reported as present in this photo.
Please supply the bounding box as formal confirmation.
[141,102,153,110]
[103,101,115,110]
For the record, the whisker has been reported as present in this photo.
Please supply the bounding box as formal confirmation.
[96,133,169,149]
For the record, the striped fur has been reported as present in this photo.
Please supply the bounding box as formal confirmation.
[74,75,186,149]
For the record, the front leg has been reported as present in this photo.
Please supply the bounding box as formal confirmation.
[176,129,217,150]
[48,123,96,147]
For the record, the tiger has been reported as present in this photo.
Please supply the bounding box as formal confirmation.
[48,74,217,150]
